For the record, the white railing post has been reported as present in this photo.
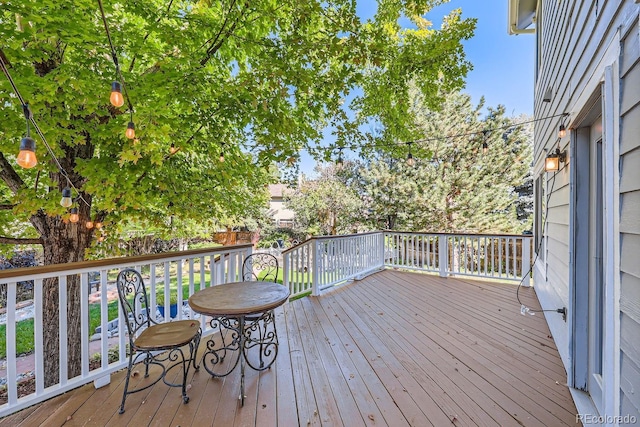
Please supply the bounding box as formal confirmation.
[380,232,386,268]
[438,234,448,278]
[522,236,532,287]
[283,251,290,293]
[311,239,319,296]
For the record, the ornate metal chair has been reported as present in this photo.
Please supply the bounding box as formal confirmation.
[116,269,201,414]
[242,252,279,282]
[240,253,281,371]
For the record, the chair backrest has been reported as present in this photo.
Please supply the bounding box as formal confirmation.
[116,269,153,342]
[242,253,279,282]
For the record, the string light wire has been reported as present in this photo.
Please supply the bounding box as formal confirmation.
[97,0,135,114]
[0,51,91,208]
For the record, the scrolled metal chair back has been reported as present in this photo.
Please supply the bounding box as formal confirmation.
[116,269,153,341]
[242,253,279,282]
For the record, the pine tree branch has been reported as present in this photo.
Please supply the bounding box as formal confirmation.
[0,236,43,245]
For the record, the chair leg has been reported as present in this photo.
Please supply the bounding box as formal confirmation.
[119,353,135,414]
[191,329,201,371]
[180,348,190,404]
[144,352,152,378]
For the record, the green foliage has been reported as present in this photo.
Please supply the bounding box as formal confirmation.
[0,0,475,261]
[257,225,305,249]
[285,164,366,235]
[155,291,178,306]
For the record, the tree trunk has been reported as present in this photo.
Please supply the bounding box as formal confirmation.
[40,213,94,387]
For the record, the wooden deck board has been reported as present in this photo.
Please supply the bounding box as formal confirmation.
[336,283,519,427]
[356,272,575,426]
[378,273,571,399]
[0,270,580,426]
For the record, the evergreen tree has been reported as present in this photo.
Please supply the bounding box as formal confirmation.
[357,91,533,234]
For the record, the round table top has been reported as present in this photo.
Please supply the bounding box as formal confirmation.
[188,281,290,316]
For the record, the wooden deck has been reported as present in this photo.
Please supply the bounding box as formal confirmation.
[0,270,579,426]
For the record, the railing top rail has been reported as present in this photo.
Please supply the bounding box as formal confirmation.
[382,230,533,238]
[281,231,384,255]
[0,243,252,280]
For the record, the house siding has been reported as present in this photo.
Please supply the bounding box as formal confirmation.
[533,0,640,420]
[619,12,640,420]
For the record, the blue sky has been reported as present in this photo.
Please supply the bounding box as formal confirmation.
[297,0,535,175]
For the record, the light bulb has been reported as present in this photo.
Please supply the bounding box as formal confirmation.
[69,207,79,223]
[95,222,103,229]
[98,235,105,242]
[170,143,177,154]
[17,137,37,168]
[60,187,73,208]
[482,142,488,155]
[110,81,124,108]
[125,121,135,139]
[558,124,566,138]
[406,153,415,167]
[219,152,225,162]
[85,220,94,229]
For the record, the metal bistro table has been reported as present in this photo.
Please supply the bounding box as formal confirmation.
[188,281,290,405]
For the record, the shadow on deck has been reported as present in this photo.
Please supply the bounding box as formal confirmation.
[0,270,579,426]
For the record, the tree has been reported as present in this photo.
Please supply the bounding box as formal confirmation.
[0,1,474,385]
[285,163,365,236]
[356,91,533,233]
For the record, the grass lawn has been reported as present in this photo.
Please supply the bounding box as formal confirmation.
[0,319,34,359]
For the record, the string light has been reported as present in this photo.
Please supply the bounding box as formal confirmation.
[85,220,94,229]
[125,120,135,139]
[17,104,37,169]
[406,142,415,166]
[169,143,178,154]
[557,124,566,138]
[336,148,344,166]
[110,81,124,108]
[69,207,79,223]
[60,187,73,207]
[219,151,225,162]
[482,130,489,155]
[95,222,103,229]
[17,136,37,169]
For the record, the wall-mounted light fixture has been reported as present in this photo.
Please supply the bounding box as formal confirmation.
[545,147,566,172]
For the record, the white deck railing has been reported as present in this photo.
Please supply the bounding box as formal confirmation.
[0,231,533,417]
[0,244,251,417]
[283,231,532,297]
[282,232,383,297]
[384,232,532,281]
